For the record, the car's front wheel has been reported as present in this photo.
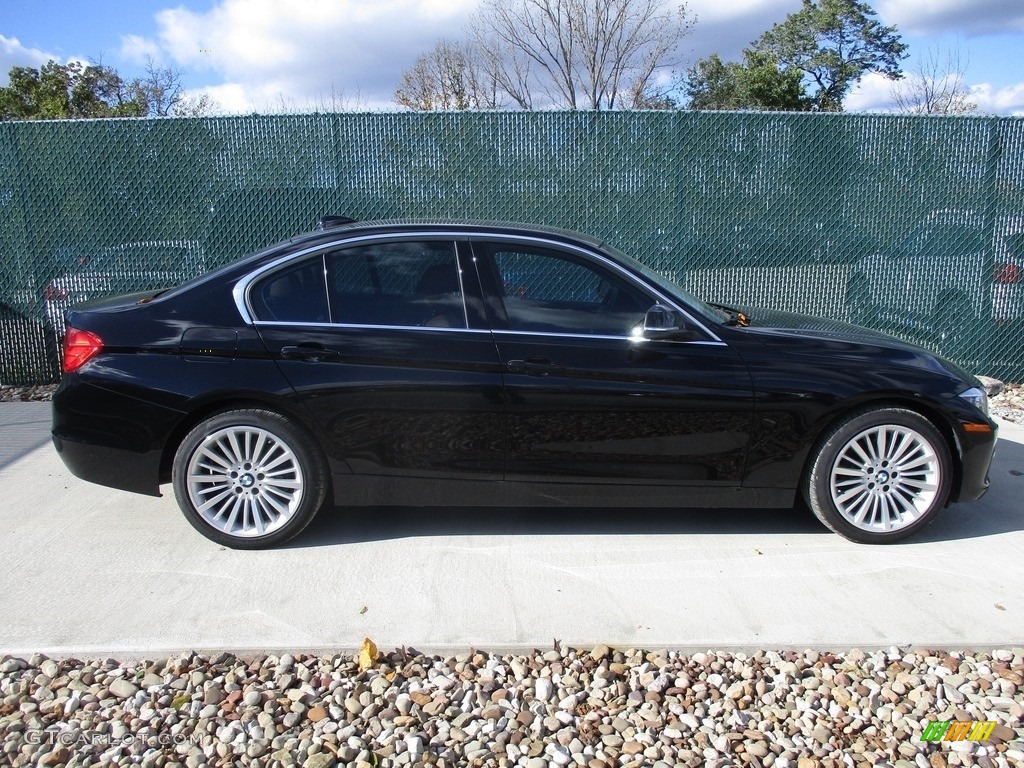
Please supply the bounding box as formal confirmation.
[172,408,328,549]
[804,406,952,544]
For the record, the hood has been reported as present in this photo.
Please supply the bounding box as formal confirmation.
[737,307,977,383]
[741,307,909,345]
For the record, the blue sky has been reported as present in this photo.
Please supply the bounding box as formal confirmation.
[3,0,1024,114]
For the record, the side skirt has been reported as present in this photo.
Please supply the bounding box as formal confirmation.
[330,474,795,509]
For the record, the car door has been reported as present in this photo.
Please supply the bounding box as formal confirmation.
[249,236,505,479]
[470,236,754,486]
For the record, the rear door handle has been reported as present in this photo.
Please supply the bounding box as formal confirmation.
[506,357,564,376]
[281,345,342,363]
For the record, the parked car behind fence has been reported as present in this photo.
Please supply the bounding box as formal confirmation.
[43,240,207,334]
[846,210,1023,351]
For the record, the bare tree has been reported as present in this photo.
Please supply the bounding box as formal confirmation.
[892,44,976,115]
[138,57,184,116]
[174,91,219,116]
[461,0,694,110]
[395,40,504,110]
[312,85,369,112]
[126,56,217,116]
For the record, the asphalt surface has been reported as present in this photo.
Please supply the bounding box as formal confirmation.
[1,402,1022,658]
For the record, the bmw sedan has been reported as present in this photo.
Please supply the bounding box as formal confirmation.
[52,219,998,548]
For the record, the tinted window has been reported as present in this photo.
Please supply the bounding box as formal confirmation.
[327,241,466,328]
[484,244,650,336]
[251,257,330,323]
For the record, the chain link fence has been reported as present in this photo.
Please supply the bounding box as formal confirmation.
[2,112,1022,384]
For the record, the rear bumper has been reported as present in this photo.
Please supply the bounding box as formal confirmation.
[51,376,184,497]
[52,434,162,496]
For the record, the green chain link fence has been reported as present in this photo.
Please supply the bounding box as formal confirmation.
[2,111,1022,384]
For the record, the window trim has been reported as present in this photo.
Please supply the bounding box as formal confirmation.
[467,233,723,344]
[235,233,469,328]
[233,230,723,345]
[325,239,469,330]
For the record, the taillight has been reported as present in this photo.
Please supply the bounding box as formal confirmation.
[63,328,104,373]
[44,283,70,301]
[994,262,1021,284]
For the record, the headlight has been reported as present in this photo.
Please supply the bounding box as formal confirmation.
[959,386,989,416]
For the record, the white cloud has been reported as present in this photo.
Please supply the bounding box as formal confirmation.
[845,71,901,113]
[120,34,164,66]
[0,35,59,85]
[127,0,481,111]
[970,82,1024,116]
[876,0,1024,36]
[843,72,1024,116]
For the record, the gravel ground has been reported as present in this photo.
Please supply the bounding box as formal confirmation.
[0,383,57,402]
[1,646,1021,768]
[990,383,1024,426]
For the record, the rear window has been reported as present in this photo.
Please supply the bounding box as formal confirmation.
[327,241,466,328]
[250,257,330,323]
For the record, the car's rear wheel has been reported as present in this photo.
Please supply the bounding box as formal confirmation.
[804,407,951,544]
[172,409,328,549]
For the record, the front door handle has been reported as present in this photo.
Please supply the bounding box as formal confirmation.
[281,345,342,363]
[506,357,564,376]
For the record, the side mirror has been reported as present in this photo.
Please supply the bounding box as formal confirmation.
[642,305,695,341]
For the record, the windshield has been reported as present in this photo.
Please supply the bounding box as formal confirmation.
[601,243,731,324]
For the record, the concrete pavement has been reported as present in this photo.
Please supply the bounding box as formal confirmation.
[1,402,1022,658]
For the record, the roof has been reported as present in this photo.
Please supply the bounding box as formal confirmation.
[289,218,609,251]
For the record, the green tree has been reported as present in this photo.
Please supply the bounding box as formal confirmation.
[0,59,215,120]
[0,60,146,119]
[751,0,907,112]
[685,51,810,110]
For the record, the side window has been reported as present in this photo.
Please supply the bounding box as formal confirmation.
[327,241,466,328]
[484,244,650,336]
[250,257,329,323]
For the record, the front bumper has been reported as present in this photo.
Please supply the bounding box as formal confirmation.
[953,420,998,503]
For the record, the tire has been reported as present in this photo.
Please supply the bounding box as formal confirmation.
[803,406,952,544]
[172,408,328,549]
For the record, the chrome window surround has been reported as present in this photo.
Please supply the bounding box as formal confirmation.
[467,232,723,344]
[235,234,469,329]
[233,230,724,345]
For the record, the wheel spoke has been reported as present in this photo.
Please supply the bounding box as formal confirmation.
[197,445,233,471]
[848,439,874,467]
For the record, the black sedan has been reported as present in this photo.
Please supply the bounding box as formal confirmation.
[52,219,998,548]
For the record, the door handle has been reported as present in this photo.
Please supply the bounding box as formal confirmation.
[280,345,342,363]
[506,357,564,376]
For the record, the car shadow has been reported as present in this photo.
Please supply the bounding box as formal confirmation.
[288,435,1024,549]
[288,502,828,548]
